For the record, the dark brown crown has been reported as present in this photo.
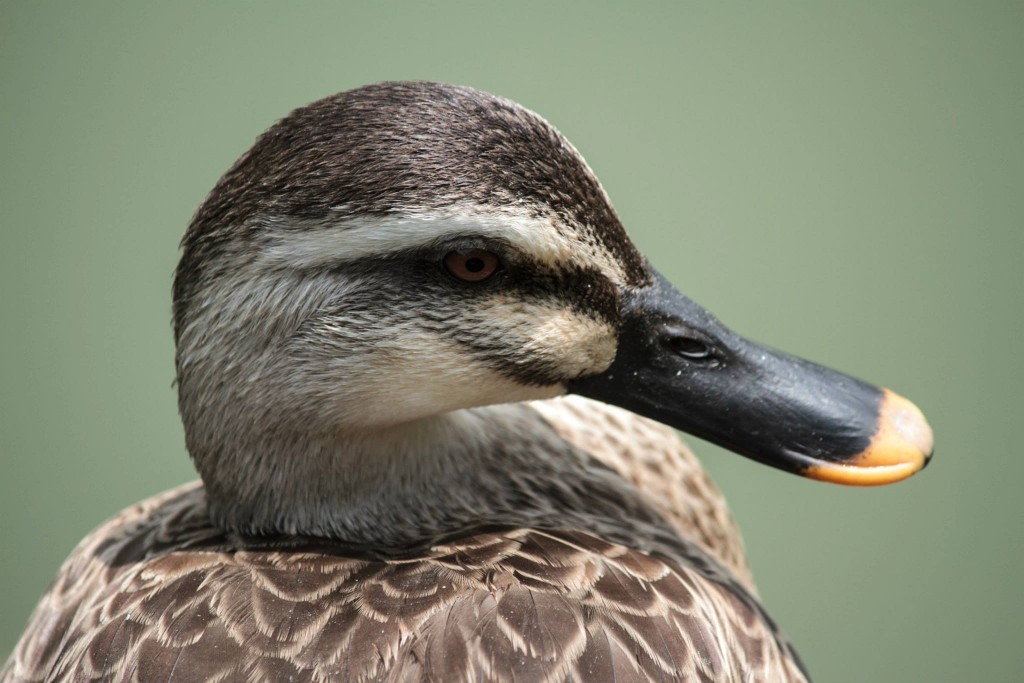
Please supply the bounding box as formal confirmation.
[174,82,648,341]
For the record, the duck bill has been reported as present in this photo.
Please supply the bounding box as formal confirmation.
[568,270,933,485]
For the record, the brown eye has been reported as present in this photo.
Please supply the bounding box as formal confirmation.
[443,249,501,282]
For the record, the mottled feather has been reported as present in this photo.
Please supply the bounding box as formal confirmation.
[4,403,807,683]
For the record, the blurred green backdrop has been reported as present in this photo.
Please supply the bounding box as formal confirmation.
[2,2,1021,680]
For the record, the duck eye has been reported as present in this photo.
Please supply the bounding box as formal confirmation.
[444,249,501,283]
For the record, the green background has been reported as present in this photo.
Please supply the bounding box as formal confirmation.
[2,2,1021,680]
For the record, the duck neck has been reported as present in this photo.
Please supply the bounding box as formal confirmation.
[199,402,671,550]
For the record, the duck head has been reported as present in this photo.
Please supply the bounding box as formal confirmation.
[173,82,932,525]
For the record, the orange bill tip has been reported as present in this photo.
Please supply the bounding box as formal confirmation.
[805,389,934,486]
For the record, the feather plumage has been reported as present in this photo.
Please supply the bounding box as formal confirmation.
[5,401,807,682]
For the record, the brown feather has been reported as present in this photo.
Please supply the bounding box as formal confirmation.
[4,480,807,682]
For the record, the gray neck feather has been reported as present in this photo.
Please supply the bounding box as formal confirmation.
[201,402,676,552]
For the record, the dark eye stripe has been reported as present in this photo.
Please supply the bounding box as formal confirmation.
[323,244,624,327]
[513,262,621,325]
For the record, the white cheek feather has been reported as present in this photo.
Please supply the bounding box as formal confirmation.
[524,307,617,376]
[256,204,627,285]
[336,332,563,429]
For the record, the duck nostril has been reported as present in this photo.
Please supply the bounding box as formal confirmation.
[666,335,712,360]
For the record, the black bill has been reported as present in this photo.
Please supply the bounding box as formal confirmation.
[568,270,933,485]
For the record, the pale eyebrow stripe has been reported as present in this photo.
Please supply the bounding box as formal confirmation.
[255,206,626,283]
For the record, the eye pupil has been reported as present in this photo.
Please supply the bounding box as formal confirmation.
[444,249,501,282]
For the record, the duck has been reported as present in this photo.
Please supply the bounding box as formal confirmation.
[2,81,933,683]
